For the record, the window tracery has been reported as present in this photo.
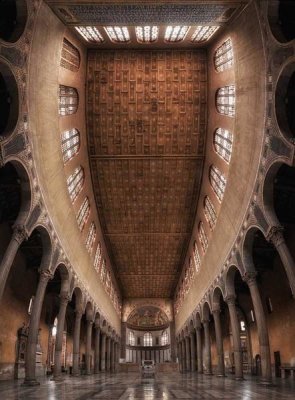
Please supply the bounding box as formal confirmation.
[143,332,153,347]
[193,241,201,273]
[135,26,158,43]
[165,26,189,42]
[75,26,104,43]
[191,26,219,42]
[76,197,90,231]
[198,221,208,253]
[214,38,234,72]
[59,85,79,116]
[216,85,235,117]
[128,331,135,346]
[94,243,102,272]
[60,38,80,72]
[67,166,84,203]
[85,222,96,253]
[105,26,130,43]
[161,330,168,345]
[61,128,80,164]
[213,128,233,163]
[204,196,217,230]
[209,165,227,202]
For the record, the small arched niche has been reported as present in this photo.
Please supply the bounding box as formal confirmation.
[0,62,19,138]
[0,0,28,43]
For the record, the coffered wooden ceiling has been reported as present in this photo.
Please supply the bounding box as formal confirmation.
[45,0,249,299]
[87,49,206,297]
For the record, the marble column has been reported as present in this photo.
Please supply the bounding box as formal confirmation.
[225,295,243,379]
[203,320,212,375]
[120,322,126,359]
[85,318,93,375]
[180,340,185,372]
[177,342,181,371]
[185,336,191,372]
[244,272,272,382]
[196,327,203,373]
[169,321,176,362]
[111,339,115,372]
[94,324,101,374]
[212,308,225,376]
[72,308,83,376]
[52,293,70,380]
[190,332,196,372]
[0,225,28,301]
[267,227,295,297]
[100,333,106,371]
[106,336,111,371]
[24,269,52,385]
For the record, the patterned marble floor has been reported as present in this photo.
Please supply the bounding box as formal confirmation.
[0,372,295,399]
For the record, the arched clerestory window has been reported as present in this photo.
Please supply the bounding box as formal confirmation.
[198,221,208,253]
[161,330,169,345]
[193,241,201,273]
[67,166,84,203]
[128,331,135,346]
[204,196,217,230]
[85,222,96,253]
[100,259,106,282]
[59,85,79,116]
[60,38,80,72]
[61,128,80,163]
[209,165,227,202]
[216,85,235,117]
[214,38,234,72]
[76,197,90,231]
[143,332,153,346]
[213,128,233,163]
[94,243,102,272]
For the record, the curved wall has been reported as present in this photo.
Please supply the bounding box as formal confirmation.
[27,2,120,330]
[175,1,266,331]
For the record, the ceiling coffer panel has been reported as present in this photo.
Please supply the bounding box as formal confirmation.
[87,49,207,298]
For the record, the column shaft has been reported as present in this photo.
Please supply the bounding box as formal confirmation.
[94,326,101,373]
[53,294,69,379]
[100,333,106,371]
[0,226,27,300]
[226,297,243,379]
[246,274,272,382]
[196,328,203,373]
[86,320,93,375]
[213,309,225,376]
[72,310,83,376]
[190,333,196,372]
[185,336,191,372]
[106,336,111,371]
[203,321,212,374]
[24,270,52,385]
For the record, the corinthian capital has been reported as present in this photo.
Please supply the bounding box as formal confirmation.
[225,295,236,306]
[13,224,28,244]
[243,271,257,287]
[39,268,53,282]
[266,226,284,247]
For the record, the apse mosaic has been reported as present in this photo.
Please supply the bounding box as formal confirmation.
[127,306,169,328]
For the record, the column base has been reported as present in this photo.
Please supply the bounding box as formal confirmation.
[204,372,213,376]
[22,379,40,386]
[216,374,226,377]
[259,378,273,386]
[50,375,64,381]
[235,376,244,381]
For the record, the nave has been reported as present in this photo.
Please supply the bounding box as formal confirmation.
[1,372,295,400]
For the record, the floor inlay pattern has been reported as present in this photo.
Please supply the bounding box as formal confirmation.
[0,372,295,399]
